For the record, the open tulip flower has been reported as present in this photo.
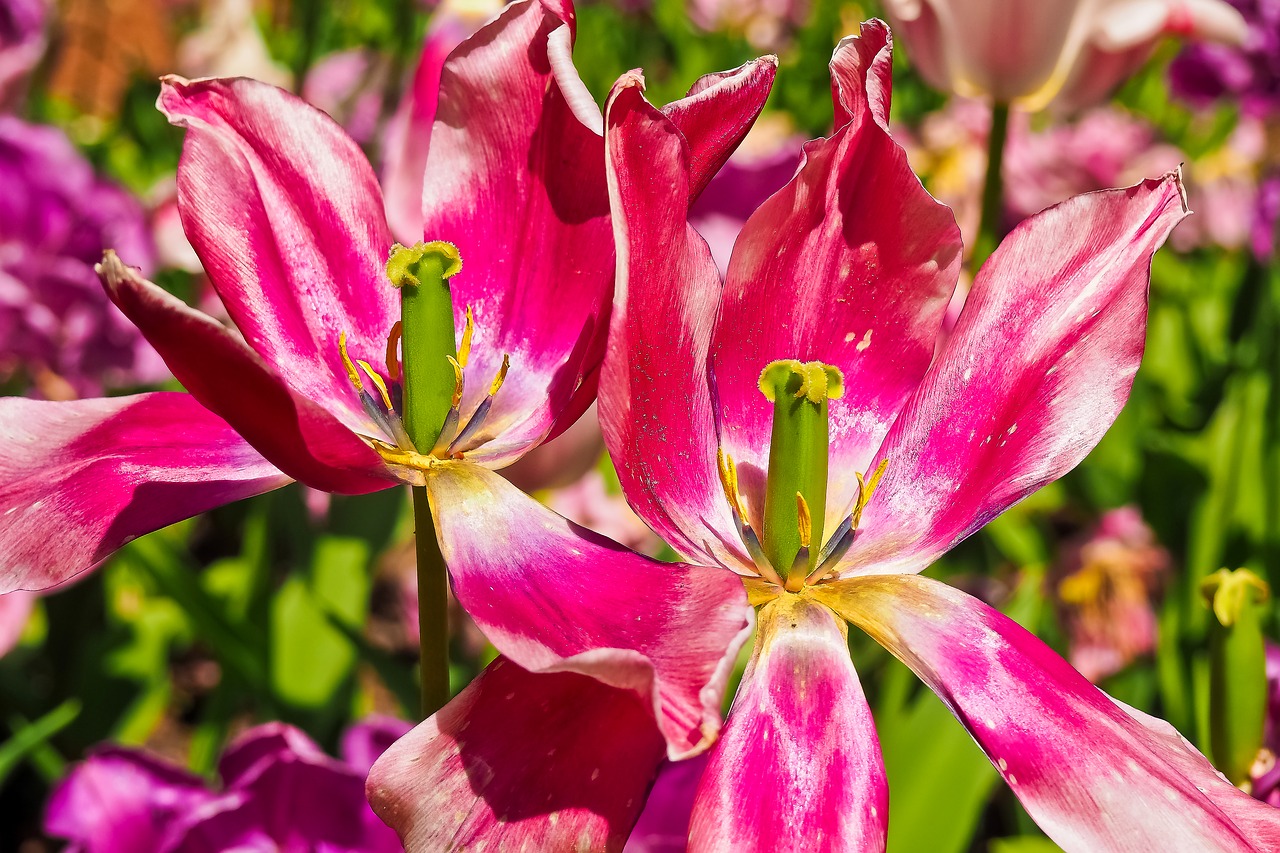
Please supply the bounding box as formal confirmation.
[883,0,1248,111]
[372,19,1280,853]
[0,0,648,594]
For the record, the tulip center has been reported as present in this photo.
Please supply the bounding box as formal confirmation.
[337,242,512,472]
[718,358,887,592]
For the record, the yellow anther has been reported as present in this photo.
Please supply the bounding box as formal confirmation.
[338,331,364,392]
[759,359,845,404]
[385,321,403,382]
[796,492,812,549]
[717,448,745,519]
[852,457,889,527]
[357,360,394,412]
[488,354,511,396]
[459,306,475,369]
[446,356,465,407]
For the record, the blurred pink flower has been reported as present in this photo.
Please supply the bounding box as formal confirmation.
[176,0,289,86]
[687,0,807,49]
[0,117,165,397]
[543,468,664,556]
[0,0,45,109]
[883,0,1248,111]
[1053,506,1172,683]
[46,719,411,852]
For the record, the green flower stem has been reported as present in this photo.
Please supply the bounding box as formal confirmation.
[388,241,463,719]
[973,101,1010,271]
[413,485,450,718]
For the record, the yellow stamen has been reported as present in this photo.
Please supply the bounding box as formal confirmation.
[489,354,511,396]
[852,457,889,527]
[356,360,394,412]
[717,448,745,519]
[338,332,364,392]
[459,306,475,368]
[446,356,465,407]
[796,492,812,549]
[385,321,402,382]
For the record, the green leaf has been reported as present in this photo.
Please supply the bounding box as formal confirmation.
[0,700,80,785]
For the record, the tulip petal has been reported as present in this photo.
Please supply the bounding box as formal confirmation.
[688,594,887,853]
[842,174,1189,577]
[367,657,668,852]
[817,573,1280,852]
[662,57,778,202]
[158,75,398,437]
[100,255,392,494]
[425,462,751,758]
[600,70,750,572]
[0,393,290,594]
[424,0,612,466]
[710,22,962,538]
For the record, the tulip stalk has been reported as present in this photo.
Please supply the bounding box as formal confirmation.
[974,102,1009,269]
[389,241,464,718]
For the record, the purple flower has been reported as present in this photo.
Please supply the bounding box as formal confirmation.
[1252,642,1280,805]
[1171,0,1280,117]
[0,116,164,397]
[45,718,412,853]
[0,0,45,109]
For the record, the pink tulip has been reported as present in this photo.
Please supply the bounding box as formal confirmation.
[883,0,1248,110]
[0,0,627,594]
[372,19,1280,851]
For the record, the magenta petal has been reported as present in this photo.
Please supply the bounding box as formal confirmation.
[217,722,332,789]
[158,75,398,435]
[709,23,962,538]
[367,657,668,851]
[820,574,1280,852]
[844,173,1189,576]
[0,393,289,594]
[600,71,749,572]
[624,754,709,852]
[100,256,392,495]
[425,0,612,465]
[45,746,216,853]
[426,462,751,757]
[661,57,778,202]
[688,595,887,852]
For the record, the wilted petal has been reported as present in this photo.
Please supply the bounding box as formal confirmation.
[0,393,289,593]
[368,658,668,852]
[843,174,1188,577]
[45,747,215,853]
[100,255,392,495]
[817,573,1280,852]
[688,595,887,852]
[426,462,751,758]
[661,58,778,202]
[710,21,962,538]
[600,71,749,572]
[424,0,611,466]
[158,75,398,437]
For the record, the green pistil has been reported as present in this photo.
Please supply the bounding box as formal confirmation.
[390,241,463,453]
[758,359,843,584]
